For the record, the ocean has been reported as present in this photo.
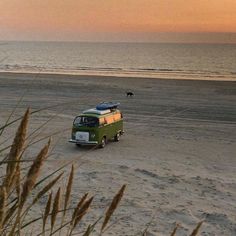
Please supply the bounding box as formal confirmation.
[0,41,236,80]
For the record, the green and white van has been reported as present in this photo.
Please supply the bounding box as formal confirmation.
[69,104,124,148]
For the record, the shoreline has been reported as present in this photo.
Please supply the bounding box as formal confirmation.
[1,70,236,82]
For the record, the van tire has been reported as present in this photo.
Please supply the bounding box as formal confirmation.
[114,133,120,142]
[100,137,106,148]
[76,143,81,147]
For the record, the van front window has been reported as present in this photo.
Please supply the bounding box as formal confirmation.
[74,116,98,127]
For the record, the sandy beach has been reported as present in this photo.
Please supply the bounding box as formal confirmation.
[0,72,236,235]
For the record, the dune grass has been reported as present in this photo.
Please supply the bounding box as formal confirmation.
[0,108,127,235]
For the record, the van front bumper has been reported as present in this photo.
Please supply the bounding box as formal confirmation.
[69,139,98,145]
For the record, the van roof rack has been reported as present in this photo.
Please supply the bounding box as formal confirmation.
[96,102,120,111]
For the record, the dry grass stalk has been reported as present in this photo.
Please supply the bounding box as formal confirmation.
[7,163,18,196]
[3,201,17,226]
[189,221,203,236]
[101,184,126,232]
[20,139,51,209]
[71,193,88,227]
[59,165,74,236]
[82,224,92,236]
[43,192,52,234]
[32,172,63,205]
[0,186,6,231]
[51,187,61,233]
[4,108,30,192]
[170,224,180,236]
[72,196,94,229]
[15,162,21,199]
[63,164,74,216]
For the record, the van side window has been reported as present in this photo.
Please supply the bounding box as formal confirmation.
[113,113,121,121]
[99,111,122,126]
[99,117,105,125]
[105,116,113,124]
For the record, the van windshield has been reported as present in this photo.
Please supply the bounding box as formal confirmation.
[74,116,98,127]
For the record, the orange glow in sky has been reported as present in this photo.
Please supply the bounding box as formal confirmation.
[0,0,236,43]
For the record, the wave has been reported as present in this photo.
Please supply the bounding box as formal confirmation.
[0,64,235,81]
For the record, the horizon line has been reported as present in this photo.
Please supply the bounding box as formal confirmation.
[1,39,236,45]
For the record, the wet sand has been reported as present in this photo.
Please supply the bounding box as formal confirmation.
[0,72,236,235]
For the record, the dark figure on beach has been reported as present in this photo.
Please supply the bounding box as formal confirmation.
[126,91,134,97]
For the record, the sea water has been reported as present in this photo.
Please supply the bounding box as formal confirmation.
[0,41,236,80]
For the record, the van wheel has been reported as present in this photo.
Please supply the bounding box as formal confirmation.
[76,144,81,147]
[100,137,106,148]
[114,133,120,142]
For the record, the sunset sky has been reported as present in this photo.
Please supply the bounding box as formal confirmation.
[0,0,236,43]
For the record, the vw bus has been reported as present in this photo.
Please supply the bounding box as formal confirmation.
[69,102,124,148]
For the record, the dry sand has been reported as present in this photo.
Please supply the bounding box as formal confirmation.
[0,72,236,235]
